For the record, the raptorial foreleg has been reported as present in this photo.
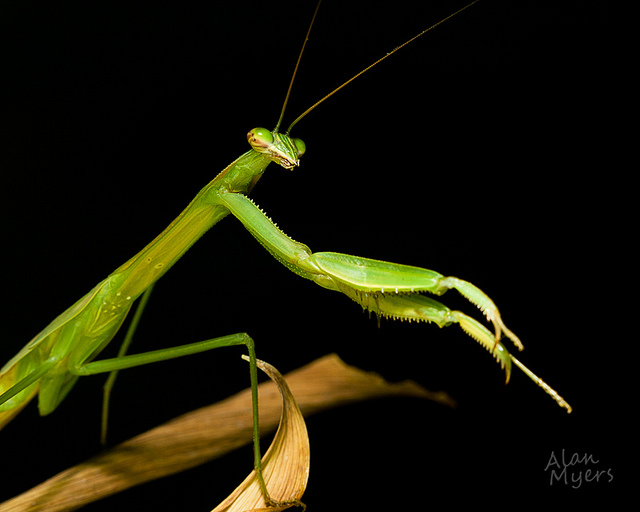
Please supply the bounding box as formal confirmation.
[217,191,571,412]
[308,251,523,350]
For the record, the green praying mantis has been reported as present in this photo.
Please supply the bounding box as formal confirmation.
[1,0,572,503]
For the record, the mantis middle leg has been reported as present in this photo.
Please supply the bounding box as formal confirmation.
[101,283,156,445]
[73,329,277,502]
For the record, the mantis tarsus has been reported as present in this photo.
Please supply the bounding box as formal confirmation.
[1,0,572,506]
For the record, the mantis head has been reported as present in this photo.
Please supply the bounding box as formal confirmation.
[247,128,306,170]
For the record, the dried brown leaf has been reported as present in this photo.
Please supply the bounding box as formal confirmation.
[0,354,454,512]
[212,358,309,512]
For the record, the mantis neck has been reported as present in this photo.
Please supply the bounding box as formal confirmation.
[108,149,273,300]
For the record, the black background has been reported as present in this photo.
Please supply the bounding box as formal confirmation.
[0,0,628,509]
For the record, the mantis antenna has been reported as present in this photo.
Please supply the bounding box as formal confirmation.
[273,0,323,133]
[284,0,481,134]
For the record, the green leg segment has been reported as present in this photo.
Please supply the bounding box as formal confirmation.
[73,329,272,501]
[219,191,572,413]
[101,283,155,445]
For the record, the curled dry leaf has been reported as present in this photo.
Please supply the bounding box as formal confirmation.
[212,357,309,512]
[0,354,453,512]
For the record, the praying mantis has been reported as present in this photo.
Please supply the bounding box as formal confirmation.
[1,0,573,507]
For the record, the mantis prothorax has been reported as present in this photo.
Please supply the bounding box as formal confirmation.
[1,0,572,503]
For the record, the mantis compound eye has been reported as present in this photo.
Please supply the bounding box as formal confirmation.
[292,137,306,157]
[247,127,273,149]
